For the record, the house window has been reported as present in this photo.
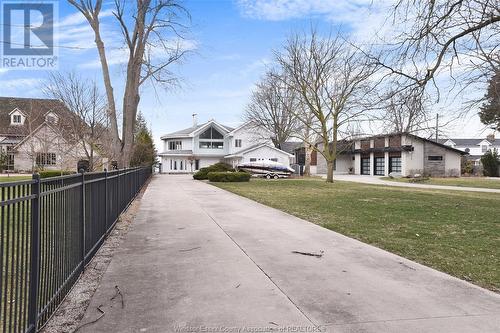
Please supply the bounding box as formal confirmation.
[12,114,22,124]
[174,161,177,170]
[235,139,242,148]
[270,158,278,162]
[428,155,443,161]
[199,126,224,139]
[36,152,57,166]
[195,159,200,170]
[170,159,172,170]
[180,160,183,170]
[250,158,256,162]
[199,141,223,149]
[481,145,488,153]
[168,141,182,150]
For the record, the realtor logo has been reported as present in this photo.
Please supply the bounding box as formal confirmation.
[1,1,58,69]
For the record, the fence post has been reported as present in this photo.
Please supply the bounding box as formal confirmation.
[80,171,86,272]
[104,169,109,235]
[28,173,41,333]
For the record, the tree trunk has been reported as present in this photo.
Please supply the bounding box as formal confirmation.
[326,159,334,182]
[304,144,312,176]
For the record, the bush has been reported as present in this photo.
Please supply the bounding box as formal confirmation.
[193,162,233,180]
[480,149,500,177]
[39,170,75,179]
[207,171,251,182]
[461,158,474,175]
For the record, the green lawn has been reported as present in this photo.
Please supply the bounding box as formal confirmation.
[381,176,500,190]
[212,179,500,292]
[0,175,31,183]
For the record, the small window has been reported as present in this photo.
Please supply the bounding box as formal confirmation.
[169,141,182,150]
[250,158,256,162]
[481,145,488,153]
[13,114,22,123]
[174,161,177,170]
[235,139,242,148]
[180,161,183,170]
[428,155,443,161]
[36,152,57,166]
[270,158,278,162]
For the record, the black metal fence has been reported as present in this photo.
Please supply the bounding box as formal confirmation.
[0,167,151,333]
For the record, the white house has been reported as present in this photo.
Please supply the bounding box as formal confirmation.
[439,134,499,165]
[158,118,293,173]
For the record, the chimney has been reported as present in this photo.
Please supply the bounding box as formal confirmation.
[487,133,495,142]
[192,113,198,127]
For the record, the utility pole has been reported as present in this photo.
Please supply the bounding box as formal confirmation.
[435,113,439,142]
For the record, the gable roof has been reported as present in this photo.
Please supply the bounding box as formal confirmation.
[0,97,76,138]
[280,141,303,154]
[160,119,235,139]
[438,138,500,146]
[225,142,294,158]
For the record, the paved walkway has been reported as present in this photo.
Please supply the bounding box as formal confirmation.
[80,175,500,333]
[320,174,500,193]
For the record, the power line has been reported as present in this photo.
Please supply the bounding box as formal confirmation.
[1,40,90,50]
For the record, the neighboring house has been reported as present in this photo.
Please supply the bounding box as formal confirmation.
[439,134,499,165]
[314,133,466,177]
[158,118,293,173]
[0,97,94,172]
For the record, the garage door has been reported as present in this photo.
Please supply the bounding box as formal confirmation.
[361,158,370,175]
[389,157,401,173]
[374,157,385,176]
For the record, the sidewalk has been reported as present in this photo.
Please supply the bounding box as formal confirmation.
[320,174,500,193]
[79,175,500,333]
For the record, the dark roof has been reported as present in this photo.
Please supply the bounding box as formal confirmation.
[407,134,467,155]
[280,141,302,154]
[438,138,500,146]
[0,97,76,138]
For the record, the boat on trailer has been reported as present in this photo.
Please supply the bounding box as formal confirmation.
[236,160,294,179]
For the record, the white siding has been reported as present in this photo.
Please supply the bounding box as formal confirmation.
[241,146,291,167]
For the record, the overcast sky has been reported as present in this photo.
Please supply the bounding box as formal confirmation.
[0,0,492,150]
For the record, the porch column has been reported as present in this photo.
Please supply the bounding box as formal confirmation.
[384,152,389,176]
[370,152,374,176]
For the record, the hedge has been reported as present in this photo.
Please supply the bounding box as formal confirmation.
[207,171,251,182]
[39,170,76,179]
[193,162,233,180]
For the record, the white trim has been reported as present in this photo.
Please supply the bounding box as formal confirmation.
[225,143,294,158]
[8,108,27,116]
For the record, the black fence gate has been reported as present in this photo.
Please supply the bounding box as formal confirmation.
[0,167,151,333]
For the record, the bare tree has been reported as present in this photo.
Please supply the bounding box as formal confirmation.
[378,88,430,133]
[45,72,109,171]
[244,70,300,149]
[374,0,500,93]
[275,30,378,182]
[68,0,190,166]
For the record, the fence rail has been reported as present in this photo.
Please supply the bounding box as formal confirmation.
[0,167,151,333]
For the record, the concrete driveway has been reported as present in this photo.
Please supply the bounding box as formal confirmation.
[80,175,500,333]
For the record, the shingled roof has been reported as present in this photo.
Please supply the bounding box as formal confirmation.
[0,97,75,137]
